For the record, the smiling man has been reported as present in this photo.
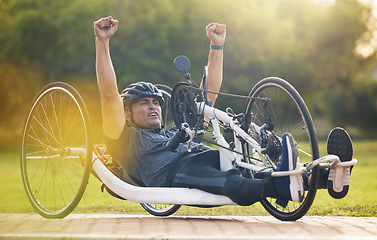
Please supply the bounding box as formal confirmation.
[93,16,353,207]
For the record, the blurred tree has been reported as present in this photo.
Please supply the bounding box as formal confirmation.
[0,0,377,150]
[0,63,43,150]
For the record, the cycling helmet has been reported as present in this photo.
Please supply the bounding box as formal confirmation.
[120,81,164,106]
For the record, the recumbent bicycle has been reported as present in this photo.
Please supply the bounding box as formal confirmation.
[21,55,357,221]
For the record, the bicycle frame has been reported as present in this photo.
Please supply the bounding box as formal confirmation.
[21,79,358,220]
[88,101,357,206]
[22,81,358,212]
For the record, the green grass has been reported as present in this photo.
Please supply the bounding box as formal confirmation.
[1,140,376,217]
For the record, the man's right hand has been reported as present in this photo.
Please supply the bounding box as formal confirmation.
[93,16,118,40]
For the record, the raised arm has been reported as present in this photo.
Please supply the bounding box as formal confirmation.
[204,23,226,105]
[94,16,125,140]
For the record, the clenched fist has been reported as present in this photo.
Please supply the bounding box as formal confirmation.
[93,16,118,40]
[206,23,226,46]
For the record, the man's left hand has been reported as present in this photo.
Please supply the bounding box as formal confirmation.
[206,23,226,46]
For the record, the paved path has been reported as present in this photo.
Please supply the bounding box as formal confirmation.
[1,214,377,239]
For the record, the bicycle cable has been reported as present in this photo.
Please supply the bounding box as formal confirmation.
[186,84,270,101]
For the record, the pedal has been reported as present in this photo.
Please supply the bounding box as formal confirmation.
[326,127,353,199]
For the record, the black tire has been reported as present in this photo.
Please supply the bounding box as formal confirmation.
[140,203,181,217]
[139,84,181,216]
[243,77,319,221]
[21,82,92,219]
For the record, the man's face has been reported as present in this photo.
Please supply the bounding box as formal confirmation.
[128,97,162,129]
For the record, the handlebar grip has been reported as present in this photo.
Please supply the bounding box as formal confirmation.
[164,129,188,152]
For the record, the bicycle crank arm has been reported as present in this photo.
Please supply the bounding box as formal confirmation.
[271,155,358,177]
[182,123,196,152]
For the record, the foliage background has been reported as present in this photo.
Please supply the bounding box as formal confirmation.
[1,0,377,150]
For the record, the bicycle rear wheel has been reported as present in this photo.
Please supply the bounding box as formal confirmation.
[21,82,92,219]
[243,77,319,221]
[139,84,181,216]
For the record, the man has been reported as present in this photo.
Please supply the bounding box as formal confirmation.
[93,16,353,206]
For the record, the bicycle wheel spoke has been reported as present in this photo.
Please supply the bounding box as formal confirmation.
[32,115,62,148]
[51,93,65,147]
[40,97,63,148]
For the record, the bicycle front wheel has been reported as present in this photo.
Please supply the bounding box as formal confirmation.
[21,82,92,219]
[243,77,319,221]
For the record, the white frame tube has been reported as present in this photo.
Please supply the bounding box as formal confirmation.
[92,157,236,206]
